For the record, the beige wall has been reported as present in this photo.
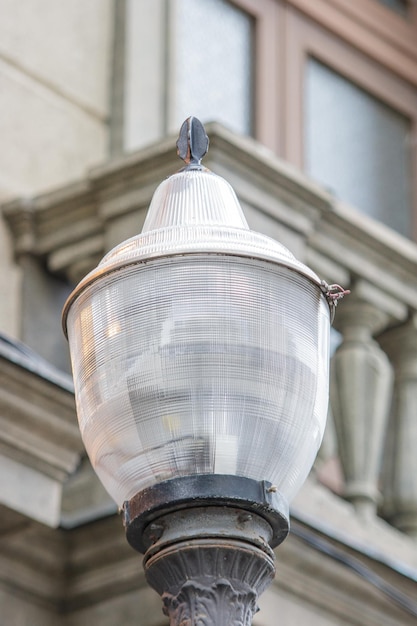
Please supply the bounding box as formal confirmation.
[0,588,57,626]
[0,0,112,197]
[0,0,113,339]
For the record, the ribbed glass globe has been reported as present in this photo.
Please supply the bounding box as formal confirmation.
[64,161,330,508]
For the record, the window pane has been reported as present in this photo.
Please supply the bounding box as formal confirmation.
[171,0,253,136]
[378,0,408,17]
[123,0,253,152]
[305,59,412,237]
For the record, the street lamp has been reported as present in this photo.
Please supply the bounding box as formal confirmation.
[62,118,346,625]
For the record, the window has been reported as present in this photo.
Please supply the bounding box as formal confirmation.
[284,6,417,237]
[122,0,254,152]
[171,0,254,137]
[305,59,412,235]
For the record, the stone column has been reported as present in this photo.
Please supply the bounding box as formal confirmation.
[379,315,417,538]
[330,287,393,517]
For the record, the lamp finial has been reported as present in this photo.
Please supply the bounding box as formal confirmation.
[176,116,209,168]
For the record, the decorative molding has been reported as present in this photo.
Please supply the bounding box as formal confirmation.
[379,314,417,538]
[1,123,416,325]
[162,579,258,626]
[0,511,141,613]
[330,288,394,515]
[141,507,276,625]
[274,519,417,626]
[0,501,415,625]
[0,336,83,527]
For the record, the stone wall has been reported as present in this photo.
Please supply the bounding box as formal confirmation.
[0,0,113,341]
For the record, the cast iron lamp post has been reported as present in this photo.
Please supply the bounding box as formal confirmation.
[62,118,347,625]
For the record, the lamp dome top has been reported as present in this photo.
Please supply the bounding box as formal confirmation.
[62,117,326,334]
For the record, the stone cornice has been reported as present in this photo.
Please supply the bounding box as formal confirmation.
[1,123,416,326]
[0,498,415,625]
[274,521,417,626]
[0,349,81,479]
[0,336,83,526]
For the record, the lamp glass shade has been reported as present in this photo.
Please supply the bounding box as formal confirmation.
[66,253,330,507]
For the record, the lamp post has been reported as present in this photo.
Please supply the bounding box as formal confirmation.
[62,118,347,625]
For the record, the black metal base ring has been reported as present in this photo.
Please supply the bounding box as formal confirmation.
[123,474,289,553]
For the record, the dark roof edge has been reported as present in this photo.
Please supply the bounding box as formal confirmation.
[0,332,74,393]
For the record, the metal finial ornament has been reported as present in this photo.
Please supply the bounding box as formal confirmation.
[176,116,209,168]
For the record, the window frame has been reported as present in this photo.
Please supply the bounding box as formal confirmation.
[223,0,282,153]
[286,0,417,87]
[284,8,417,237]
[228,0,417,151]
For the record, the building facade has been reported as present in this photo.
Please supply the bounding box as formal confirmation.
[0,1,416,624]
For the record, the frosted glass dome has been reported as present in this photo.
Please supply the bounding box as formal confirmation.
[63,124,331,509]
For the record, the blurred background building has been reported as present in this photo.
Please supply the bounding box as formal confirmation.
[0,1,416,624]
